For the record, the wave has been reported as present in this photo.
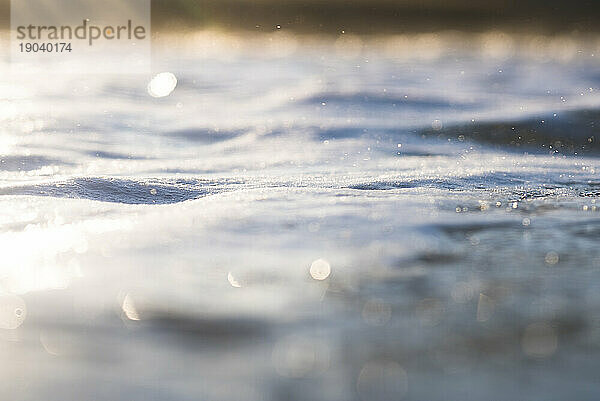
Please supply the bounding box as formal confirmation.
[419,108,600,155]
[0,177,231,204]
[348,173,533,191]
[299,91,475,110]
[0,155,70,171]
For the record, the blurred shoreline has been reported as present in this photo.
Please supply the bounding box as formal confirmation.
[1,0,600,34]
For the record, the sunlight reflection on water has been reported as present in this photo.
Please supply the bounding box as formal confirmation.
[0,30,600,401]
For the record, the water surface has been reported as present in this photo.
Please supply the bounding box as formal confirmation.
[1,32,600,400]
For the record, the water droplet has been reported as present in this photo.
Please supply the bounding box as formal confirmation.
[272,336,329,378]
[431,119,443,131]
[309,259,331,281]
[227,272,242,288]
[451,281,475,303]
[362,299,392,326]
[148,72,177,98]
[0,293,27,329]
[476,293,495,322]
[545,251,559,265]
[121,294,140,321]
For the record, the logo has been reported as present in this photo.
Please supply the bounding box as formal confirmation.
[11,0,151,74]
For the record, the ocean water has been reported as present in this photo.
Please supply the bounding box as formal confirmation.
[2,32,600,400]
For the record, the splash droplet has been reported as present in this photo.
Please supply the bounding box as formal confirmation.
[148,72,177,98]
[0,293,27,329]
[122,294,140,321]
[227,272,242,288]
[545,251,559,265]
[309,259,331,281]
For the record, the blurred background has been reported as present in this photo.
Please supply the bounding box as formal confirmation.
[2,1,600,401]
[2,0,600,33]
